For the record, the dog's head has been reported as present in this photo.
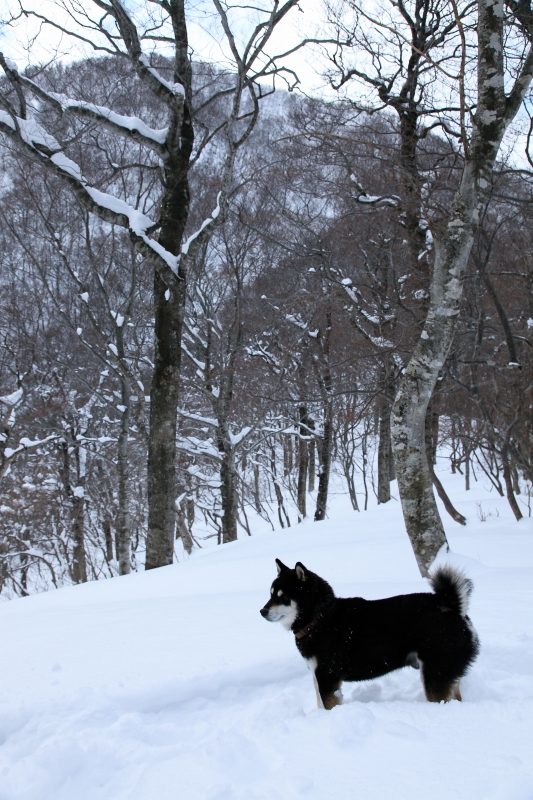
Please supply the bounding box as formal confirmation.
[259,558,309,629]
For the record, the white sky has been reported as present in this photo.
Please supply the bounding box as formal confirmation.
[0,0,330,95]
[1,0,531,165]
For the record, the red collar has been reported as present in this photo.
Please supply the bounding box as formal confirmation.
[294,617,320,639]
[294,602,333,639]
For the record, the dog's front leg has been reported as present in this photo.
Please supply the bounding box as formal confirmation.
[307,658,325,709]
[314,665,342,710]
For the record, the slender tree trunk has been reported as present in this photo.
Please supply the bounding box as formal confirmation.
[176,503,194,554]
[220,447,239,543]
[103,516,114,564]
[20,557,28,595]
[308,418,316,492]
[377,397,393,504]
[116,373,132,575]
[253,461,262,513]
[271,446,290,528]
[315,404,333,521]
[284,434,293,477]
[297,405,309,518]
[422,401,466,525]
[344,456,359,511]
[71,492,87,584]
[502,427,523,521]
[186,496,195,532]
[58,439,88,584]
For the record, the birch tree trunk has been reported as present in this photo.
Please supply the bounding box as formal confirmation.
[391,0,533,575]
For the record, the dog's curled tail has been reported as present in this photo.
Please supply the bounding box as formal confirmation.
[429,565,473,617]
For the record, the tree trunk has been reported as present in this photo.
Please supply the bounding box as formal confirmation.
[297,405,309,518]
[103,516,114,564]
[116,372,132,575]
[145,24,193,570]
[424,403,466,525]
[391,0,533,575]
[176,503,194,554]
[71,493,87,584]
[284,433,293,477]
[58,439,88,584]
[377,398,393,504]
[315,404,333,521]
[502,428,523,521]
[145,277,185,569]
[271,446,290,528]
[308,418,316,492]
[253,461,262,513]
[220,448,239,543]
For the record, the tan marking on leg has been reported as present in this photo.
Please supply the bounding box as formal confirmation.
[323,692,342,710]
[424,684,454,703]
[453,682,462,701]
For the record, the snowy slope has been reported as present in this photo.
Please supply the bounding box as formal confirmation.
[1,473,533,800]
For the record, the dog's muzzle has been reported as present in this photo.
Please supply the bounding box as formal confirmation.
[260,607,269,618]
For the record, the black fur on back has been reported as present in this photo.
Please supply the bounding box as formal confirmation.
[260,560,480,706]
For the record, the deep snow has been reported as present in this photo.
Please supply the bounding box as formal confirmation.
[1,471,533,800]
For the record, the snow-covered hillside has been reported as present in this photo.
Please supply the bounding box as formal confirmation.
[1,473,533,800]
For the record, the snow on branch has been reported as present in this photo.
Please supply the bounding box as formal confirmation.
[181,193,222,257]
[0,110,181,283]
[181,344,206,371]
[229,426,252,447]
[0,388,24,407]
[350,175,400,208]
[49,93,169,154]
[1,57,170,156]
[138,54,186,100]
[178,410,219,428]
[2,434,59,469]
[186,464,222,487]
[286,314,307,330]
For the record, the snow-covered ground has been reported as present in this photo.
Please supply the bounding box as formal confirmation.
[1,470,533,800]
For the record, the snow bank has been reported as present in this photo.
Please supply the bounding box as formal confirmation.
[0,471,532,799]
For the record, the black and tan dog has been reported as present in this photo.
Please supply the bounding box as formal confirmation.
[260,560,479,709]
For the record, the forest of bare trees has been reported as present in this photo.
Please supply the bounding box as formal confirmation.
[1,0,533,596]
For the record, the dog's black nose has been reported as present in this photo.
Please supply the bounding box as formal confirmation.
[260,608,268,618]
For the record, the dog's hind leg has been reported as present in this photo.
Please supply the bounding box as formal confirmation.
[421,664,457,703]
[420,661,457,703]
[420,657,464,702]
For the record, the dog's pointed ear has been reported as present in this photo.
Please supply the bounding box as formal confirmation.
[275,558,289,575]
[295,562,308,582]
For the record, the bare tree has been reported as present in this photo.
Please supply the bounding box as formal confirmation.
[0,0,303,569]
[390,0,533,574]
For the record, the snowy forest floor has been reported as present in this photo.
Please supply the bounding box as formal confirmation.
[1,465,533,800]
